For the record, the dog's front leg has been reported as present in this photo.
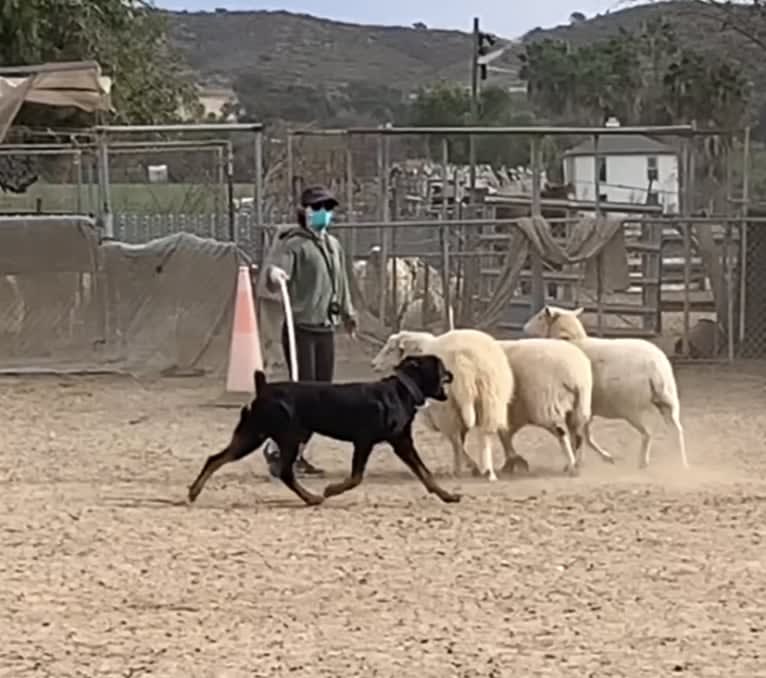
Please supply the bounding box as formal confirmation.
[277,441,324,506]
[391,432,461,503]
[188,446,249,503]
[323,442,374,499]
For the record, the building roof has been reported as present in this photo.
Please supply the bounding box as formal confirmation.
[563,133,677,157]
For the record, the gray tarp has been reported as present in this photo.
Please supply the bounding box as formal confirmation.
[477,214,629,329]
[0,220,243,375]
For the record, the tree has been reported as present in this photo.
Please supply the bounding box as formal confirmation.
[670,1,766,54]
[0,0,197,125]
[408,82,533,167]
[520,18,750,129]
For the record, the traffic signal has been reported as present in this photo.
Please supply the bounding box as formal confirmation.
[477,32,496,81]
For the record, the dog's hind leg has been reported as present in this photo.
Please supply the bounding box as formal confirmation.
[277,441,325,506]
[188,445,254,503]
[391,429,460,503]
[323,442,374,499]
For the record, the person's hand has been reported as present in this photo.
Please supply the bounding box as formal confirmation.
[344,316,358,339]
[268,266,289,286]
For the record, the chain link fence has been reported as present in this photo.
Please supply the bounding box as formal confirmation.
[741,220,766,358]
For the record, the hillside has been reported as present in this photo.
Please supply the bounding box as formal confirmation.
[164,2,764,125]
[163,9,521,123]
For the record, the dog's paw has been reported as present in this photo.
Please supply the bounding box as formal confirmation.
[443,492,461,503]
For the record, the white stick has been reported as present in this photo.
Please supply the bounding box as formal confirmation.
[277,276,299,382]
[448,304,455,330]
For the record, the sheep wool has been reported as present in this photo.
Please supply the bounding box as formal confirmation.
[372,328,513,480]
[523,305,688,469]
[498,337,610,472]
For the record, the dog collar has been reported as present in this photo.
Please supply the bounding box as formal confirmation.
[394,370,426,406]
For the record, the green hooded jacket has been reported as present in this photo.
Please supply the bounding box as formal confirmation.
[259,224,355,331]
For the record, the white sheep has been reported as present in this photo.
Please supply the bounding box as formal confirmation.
[372,328,513,481]
[497,337,613,474]
[523,306,688,469]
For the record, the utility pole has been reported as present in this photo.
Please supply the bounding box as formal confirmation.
[469,18,505,204]
[469,17,480,206]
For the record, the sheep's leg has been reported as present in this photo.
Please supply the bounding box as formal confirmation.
[638,431,653,469]
[449,430,481,477]
[554,426,579,476]
[478,431,497,482]
[659,403,689,469]
[497,428,530,474]
[583,422,615,464]
[671,412,689,469]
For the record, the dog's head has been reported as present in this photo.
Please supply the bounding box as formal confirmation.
[371,330,436,372]
[394,353,453,403]
[222,370,295,457]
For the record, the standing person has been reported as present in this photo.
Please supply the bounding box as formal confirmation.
[259,185,357,477]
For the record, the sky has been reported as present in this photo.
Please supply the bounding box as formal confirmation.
[155,0,643,38]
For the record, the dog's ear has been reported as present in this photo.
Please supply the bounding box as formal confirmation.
[254,370,267,394]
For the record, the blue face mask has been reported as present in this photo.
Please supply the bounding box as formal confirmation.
[308,207,333,231]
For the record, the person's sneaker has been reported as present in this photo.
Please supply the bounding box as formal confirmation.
[294,455,325,477]
[262,440,281,479]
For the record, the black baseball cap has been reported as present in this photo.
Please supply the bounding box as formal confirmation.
[300,185,338,210]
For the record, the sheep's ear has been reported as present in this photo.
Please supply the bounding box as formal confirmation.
[572,307,584,317]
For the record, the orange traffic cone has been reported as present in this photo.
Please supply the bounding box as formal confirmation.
[225,264,263,395]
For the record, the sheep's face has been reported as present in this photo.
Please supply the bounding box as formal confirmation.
[371,331,434,372]
[523,305,585,340]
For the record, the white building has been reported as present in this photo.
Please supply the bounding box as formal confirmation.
[562,118,680,214]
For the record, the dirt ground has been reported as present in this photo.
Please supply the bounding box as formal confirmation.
[1,356,765,677]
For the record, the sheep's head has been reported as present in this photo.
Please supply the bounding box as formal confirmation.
[523,305,587,341]
[371,330,435,372]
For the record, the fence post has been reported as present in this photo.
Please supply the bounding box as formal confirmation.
[739,125,750,349]
[74,149,83,214]
[97,132,114,239]
[345,135,357,262]
[592,133,604,336]
[376,132,390,325]
[287,132,295,212]
[391,173,400,331]
[530,136,545,314]
[226,141,235,242]
[440,137,452,331]
[254,128,265,264]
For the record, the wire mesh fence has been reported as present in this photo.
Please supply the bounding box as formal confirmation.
[741,220,766,358]
[3,125,766,368]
